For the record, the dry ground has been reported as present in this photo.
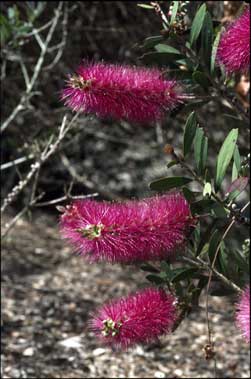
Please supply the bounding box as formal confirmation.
[1,212,250,378]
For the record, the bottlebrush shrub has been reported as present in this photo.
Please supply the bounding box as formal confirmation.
[217,6,250,74]
[61,61,182,124]
[235,285,250,343]
[89,287,177,350]
[59,192,195,264]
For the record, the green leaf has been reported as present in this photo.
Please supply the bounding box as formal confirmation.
[183,111,197,157]
[175,58,195,71]
[208,229,222,265]
[0,14,12,45]
[192,71,211,90]
[160,261,173,281]
[182,187,197,202]
[155,43,182,55]
[211,203,229,218]
[190,3,207,46]
[137,3,154,9]
[210,30,221,75]
[167,160,178,168]
[201,11,213,68]
[171,267,198,283]
[194,128,208,175]
[142,35,163,49]
[218,242,229,277]
[231,146,241,181]
[195,223,215,257]
[170,1,179,25]
[190,199,215,215]
[229,249,249,273]
[166,69,194,81]
[8,5,19,23]
[141,263,159,273]
[141,52,185,65]
[149,176,193,191]
[215,128,238,192]
[146,274,165,285]
[194,222,200,247]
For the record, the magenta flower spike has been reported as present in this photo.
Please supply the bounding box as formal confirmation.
[61,61,181,124]
[59,193,195,264]
[90,287,177,350]
[217,6,250,74]
[235,285,250,343]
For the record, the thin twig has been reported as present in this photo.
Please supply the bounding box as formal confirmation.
[1,2,63,133]
[44,2,68,71]
[1,112,80,214]
[181,256,242,293]
[1,193,44,239]
[34,193,99,207]
[1,154,35,171]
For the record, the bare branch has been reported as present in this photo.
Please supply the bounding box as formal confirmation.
[44,3,69,71]
[34,193,99,207]
[1,2,63,133]
[1,154,35,171]
[1,112,80,214]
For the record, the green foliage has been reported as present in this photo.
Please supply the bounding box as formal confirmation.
[190,3,207,46]
[183,111,197,157]
[215,129,238,192]
[149,176,193,191]
[0,3,45,46]
[194,127,208,175]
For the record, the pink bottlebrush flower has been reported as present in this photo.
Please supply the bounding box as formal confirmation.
[59,193,195,264]
[61,61,181,124]
[235,285,250,343]
[89,287,177,350]
[217,6,250,73]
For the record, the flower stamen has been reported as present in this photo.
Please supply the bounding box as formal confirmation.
[101,318,122,337]
[77,224,104,240]
[68,74,93,90]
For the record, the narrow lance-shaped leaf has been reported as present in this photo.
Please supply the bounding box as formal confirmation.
[146,274,165,285]
[141,263,159,273]
[171,267,198,283]
[231,146,241,181]
[190,199,215,215]
[183,111,197,157]
[229,249,250,274]
[190,3,207,46]
[208,229,222,266]
[170,1,179,25]
[143,35,164,49]
[155,44,182,55]
[149,176,193,191]
[137,3,154,9]
[201,11,213,68]
[218,242,229,277]
[215,128,238,192]
[194,127,208,175]
[210,30,221,75]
